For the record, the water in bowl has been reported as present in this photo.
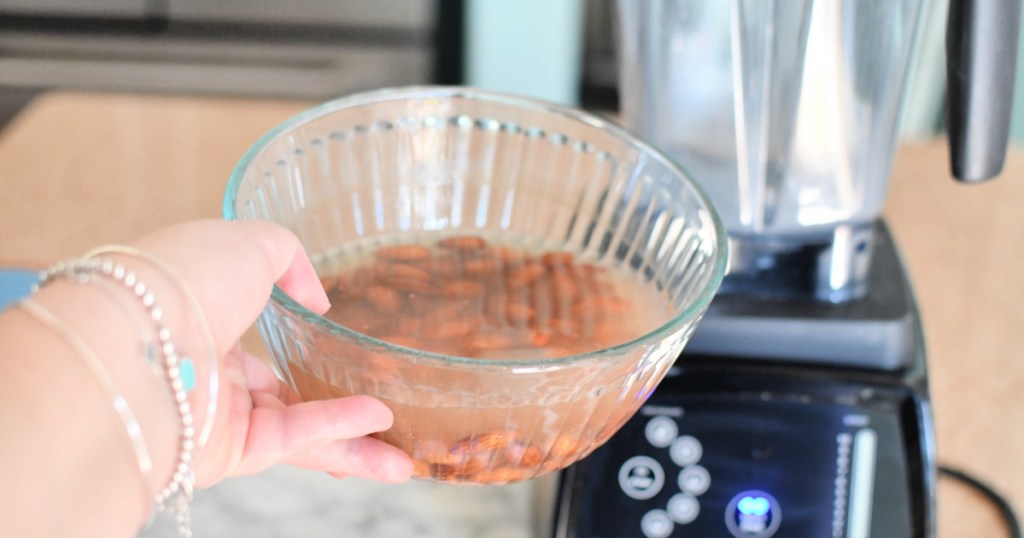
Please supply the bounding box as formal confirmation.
[290,232,679,483]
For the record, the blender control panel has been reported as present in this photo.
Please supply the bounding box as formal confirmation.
[553,366,926,538]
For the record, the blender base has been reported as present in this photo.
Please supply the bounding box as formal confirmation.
[551,359,935,537]
[549,220,936,537]
[687,221,918,369]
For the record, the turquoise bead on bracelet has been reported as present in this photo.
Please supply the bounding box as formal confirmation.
[180,358,196,392]
[39,256,196,538]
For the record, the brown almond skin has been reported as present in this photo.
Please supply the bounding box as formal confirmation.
[365,285,402,313]
[450,430,515,454]
[351,266,376,287]
[549,272,579,300]
[375,243,432,262]
[461,257,499,275]
[411,459,432,478]
[375,262,432,283]
[530,329,552,347]
[432,298,472,321]
[489,244,517,257]
[394,317,422,336]
[417,440,467,466]
[319,275,342,294]
[437,234,489,251]
[520,446,543,467]
[550,435,581,458]
[428,463,460,481]
[427,255,461,277]
[505,444,544,467]
[541,251,575,267]
[505,302,535,323]
[507,263,546,287]
[443,279,486,298]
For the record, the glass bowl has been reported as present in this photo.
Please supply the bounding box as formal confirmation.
[224,86,726,484]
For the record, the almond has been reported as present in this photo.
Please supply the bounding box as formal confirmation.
[507,263,546,287]
[375,262,432,283]
[461,257,499,275]
[443,279,485,298]
[450,430,516,454]
[365,285,401,313]
[550,434,580,458]
[505,302,535,323]
[375,244,431,262]
[437,234,488,251]
[541,251,575,267]
[549,272,579,300]
[501,442,544,467]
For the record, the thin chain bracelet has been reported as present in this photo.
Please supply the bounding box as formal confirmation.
[16,298,157,508]
[39,258,196,538]
[85,244,220,450]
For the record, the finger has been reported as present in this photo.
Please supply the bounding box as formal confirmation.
[251,390,286,410]
[285,436,413,483]
[239,350,297,404]
[280,396,394,446]
[231,395,395,476]
[132,219,330,354]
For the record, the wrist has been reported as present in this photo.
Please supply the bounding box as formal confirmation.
[34,252,216,533]
[29,279,181,513]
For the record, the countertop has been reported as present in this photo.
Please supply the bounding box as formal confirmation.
[1,91,1022,537]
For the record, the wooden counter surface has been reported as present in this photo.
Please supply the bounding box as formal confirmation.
[1,91,1021,537]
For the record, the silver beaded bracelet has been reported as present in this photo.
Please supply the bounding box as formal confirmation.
[38,257,197,538]
[85,244,220,451]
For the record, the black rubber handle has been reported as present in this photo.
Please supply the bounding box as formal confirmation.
[946,0,1022,183]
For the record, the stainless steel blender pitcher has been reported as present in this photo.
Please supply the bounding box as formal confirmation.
[616,0,1019,303]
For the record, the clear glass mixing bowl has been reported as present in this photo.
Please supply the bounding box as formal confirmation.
[224,86,726,484]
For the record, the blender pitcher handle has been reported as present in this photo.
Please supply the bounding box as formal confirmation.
[946,0,1022,182]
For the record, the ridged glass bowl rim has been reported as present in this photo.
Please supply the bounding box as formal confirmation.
[224,85,727,369]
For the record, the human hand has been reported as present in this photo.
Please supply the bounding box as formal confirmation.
[128,219,413,487]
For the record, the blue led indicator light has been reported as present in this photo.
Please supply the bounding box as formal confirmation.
[737,496,771,517]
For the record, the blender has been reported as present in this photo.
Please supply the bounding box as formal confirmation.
[551,0,1020,536]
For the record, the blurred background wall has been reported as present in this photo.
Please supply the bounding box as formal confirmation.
[0,0,1021,143]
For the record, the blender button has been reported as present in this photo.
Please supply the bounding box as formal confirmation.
[667,492,701,524]
[679,464,711,495]
[640,509,675,538]
[618,455,666,500]
[645,416,679,448]
[670,435,703,466]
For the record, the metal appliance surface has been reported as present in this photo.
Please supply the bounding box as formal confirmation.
[617,0,922,241]
[0,0,443,99]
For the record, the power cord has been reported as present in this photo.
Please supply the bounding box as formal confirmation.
[939,465,1021,538]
